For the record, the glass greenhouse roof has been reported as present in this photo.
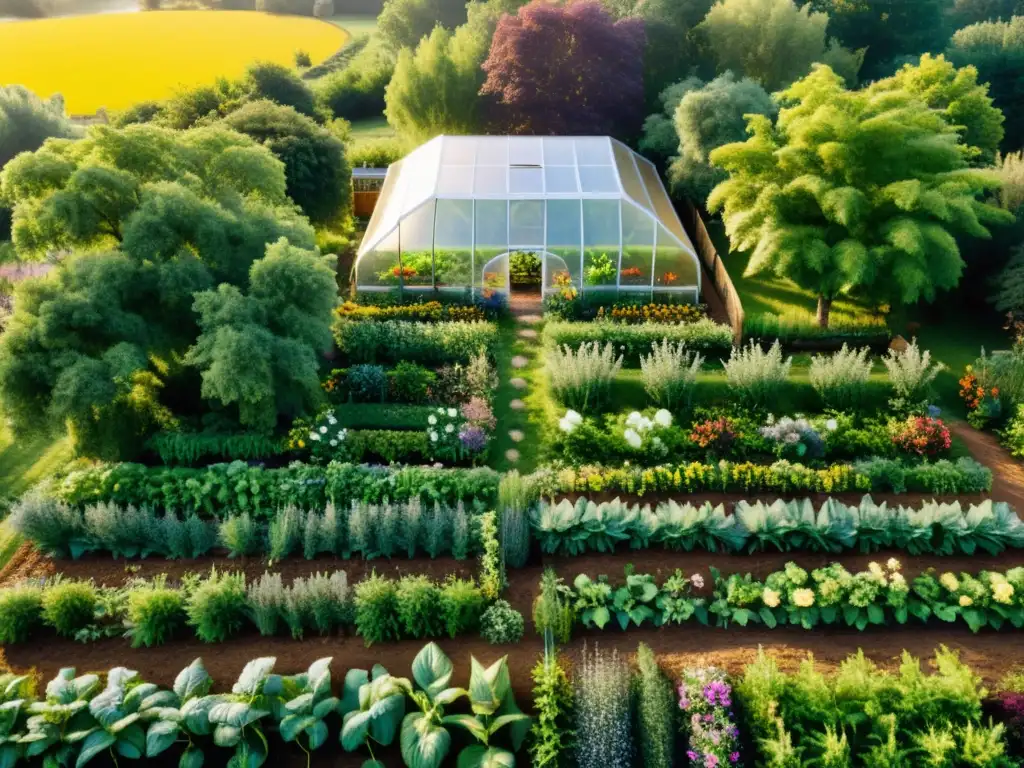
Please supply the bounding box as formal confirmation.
[356,135,701,297]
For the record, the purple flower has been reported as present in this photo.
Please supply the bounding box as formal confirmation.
[730,753,740,764]
[458,424,489,452]
[687,750,698,762]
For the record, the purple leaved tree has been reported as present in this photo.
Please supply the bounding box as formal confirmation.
[480,0,645,136]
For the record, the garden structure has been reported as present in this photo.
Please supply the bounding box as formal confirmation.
[353,135,702,302]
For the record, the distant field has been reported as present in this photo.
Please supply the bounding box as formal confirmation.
[0,11,347,114]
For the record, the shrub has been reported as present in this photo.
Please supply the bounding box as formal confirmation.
[533,569,574,647]
[547,342,623,412]
[745,310,889,342]
[148,431,286,466]
[388,361,436,403]
[186,570,248,643]
[634,643,674,768]
[439,576,484,638]
[599,302,706,324]
[1004,404,1024,459]
[498,471,534,569]
[892,416,952,457]
[0,584,43,644]
[347,364,388,402]
[41,580,97,638]
[722,340,792,407]
[478,510,505,601]
[759,416,825,460]
[884,339,944,401]
[480,599,525,644]
[286,571,350,638]
[641,339,704,411]
[809,344,874,410]
[125,584,186,648]
[353,571,401,646]
[395,575,443,639]
[8,496,85,559]
[268,505,303,561]
[347,136,406,169]
[543,319,732,364]
[530,654,575,767]
[575,644,634,768]
[219,511,263,558]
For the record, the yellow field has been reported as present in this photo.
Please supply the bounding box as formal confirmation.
[0,11,347,115]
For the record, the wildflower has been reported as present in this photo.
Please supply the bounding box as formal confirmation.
[429,431,438,442]
[445,424,455,434]
[994,582,1015,604]
[319,426,327,434]
[329,439,337,447]
[940,573,960,592]
[654,409,673,427]
[959,595,973,607]
[565,410,583,426]
[624,428,642,449]
[762,588,781,608]
[327,415,337,426]
[428,415,437,425]
[730,754,740,764]
[310,432,321,442]
[792,588,815,608]
[437,407,445,414]
[887,557,901,571]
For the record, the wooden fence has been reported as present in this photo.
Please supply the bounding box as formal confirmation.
[680,199,745,346]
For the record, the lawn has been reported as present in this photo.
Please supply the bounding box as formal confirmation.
[0,11,347,114]
[349,115,397,147]
[325,12,378,37]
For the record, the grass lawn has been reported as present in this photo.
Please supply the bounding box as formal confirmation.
[349,116,397,148]
[326,13,379,37]
[0,423,74,571]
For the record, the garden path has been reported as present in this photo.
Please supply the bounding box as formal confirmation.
[950,420,1024,510]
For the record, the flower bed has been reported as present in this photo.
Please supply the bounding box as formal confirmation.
[532,496,1024,557]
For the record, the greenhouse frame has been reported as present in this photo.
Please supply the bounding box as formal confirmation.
[354,135,702,301]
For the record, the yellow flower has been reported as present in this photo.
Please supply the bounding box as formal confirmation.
[886,558,901,572]
[959,595,973,607]
[891,572,906,586]
[792,588,815,608]
[940,573,960,592]
[994,582,1015,605]
[297,440,305,449]
[763,588,781,608]
[868,562,884,578]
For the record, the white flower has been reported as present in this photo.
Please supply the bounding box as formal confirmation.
[319,426,327,434]
[766,413,775,425]
[825,418,838,431]
[447,408,457,418]
[429,431,438,442]
[559,417,576,433]
[310,433,321,442]
[626,411,643,428]
[338,429,347,441]
[652,436,663,446]
[327,415,337,426]
[329,439,338,447]
[445,424,454,434]
[654,409,672,427]
[565,410,583,426]
[624,428,642,449]
[437,407,445,414]
[428,415,437,425]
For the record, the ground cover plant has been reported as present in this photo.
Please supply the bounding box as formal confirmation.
[532,496,1024,557]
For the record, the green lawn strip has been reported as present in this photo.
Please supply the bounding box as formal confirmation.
[325,13,379,36]
[348,116,397,148]
[333,402,435,430]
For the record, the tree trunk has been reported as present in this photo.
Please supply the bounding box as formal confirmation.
[817,295,832,329]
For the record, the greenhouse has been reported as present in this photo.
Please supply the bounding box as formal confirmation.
[354,135,702,300]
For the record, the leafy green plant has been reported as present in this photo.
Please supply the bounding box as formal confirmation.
[641,338,704,411]
[478,510,505,600]
[533,569,574,649]
[497,471,534,569]
[124,582,186,648]
[18,667,102,764]
[186,569,248,643]
[480,600,525,645]
[204,657,278,768]
[0,583,43,644]
[528,654,574,768]
[396,575,444,639]
[143,658,216,767]
[219,511,263,558]
[353,572,401,646]
[41,580,97,638]
[277,658,340,766]
[339,663,407,766]
[439,577,485,638]
[542,320,732,365]
[388,361,436,403]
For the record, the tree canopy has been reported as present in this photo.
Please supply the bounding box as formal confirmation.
[869,54,1005,164]
[481,0,645,136]
[697,0,852,91]
[708,65,1013,326]
[377,0,470,52]
[0,124,333,458]
[0,86,82,170]
[223,100,351,224]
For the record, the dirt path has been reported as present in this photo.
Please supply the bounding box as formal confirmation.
[950,420,1024,509]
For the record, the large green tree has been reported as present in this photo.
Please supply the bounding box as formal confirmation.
[947,17,1024,155]
[696,0,857,91]
[708,65,1012,327]
[869,53,1005,164]
[223,100,351,224]
[377,0,470,52]
[0,124,333,459]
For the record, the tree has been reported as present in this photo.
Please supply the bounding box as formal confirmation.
[0,86,82,169]
[952,0,1023,27]
[947,17,1024,155]
[314,37,397,122]
[708,65,1012,327]
[224,100,351,223]
[0,124,326,458]
[639,77,705,166]
[377,0,470,51]
[666,73,777,206]
[811,0,953,79]
[481,0,645,136]
[697,0,834,91]
[242,61,318,118]
[869,54,1005,164]
[385,26,487,141]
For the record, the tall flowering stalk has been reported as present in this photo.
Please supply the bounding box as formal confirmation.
[678,666,742,767]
